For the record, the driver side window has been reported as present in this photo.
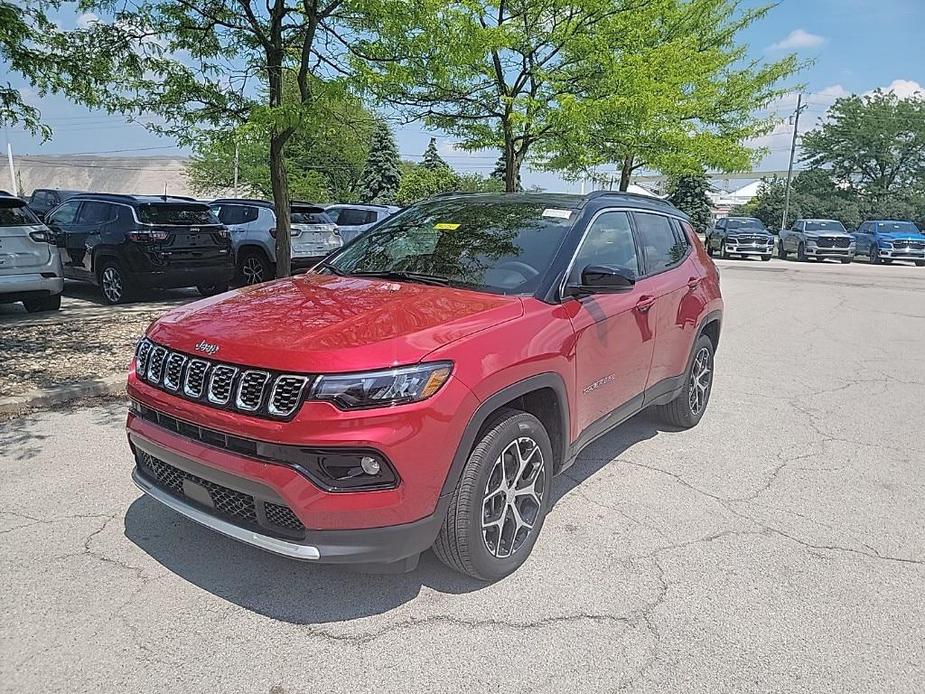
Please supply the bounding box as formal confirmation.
[47,201,80,225]
[570,211,639,283]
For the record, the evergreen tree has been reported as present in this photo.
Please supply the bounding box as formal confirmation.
[422,137,448,170]
[360,120,402,204]
[490,152,522,191]
[668,173,713,233]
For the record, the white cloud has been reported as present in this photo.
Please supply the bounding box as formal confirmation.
[867,79,924,99]
[767,29,826,51]
[76,12,99,28]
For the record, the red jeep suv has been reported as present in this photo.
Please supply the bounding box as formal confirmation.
[126,191,722,580]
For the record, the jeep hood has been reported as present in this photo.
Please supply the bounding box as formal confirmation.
[146,274,524,372]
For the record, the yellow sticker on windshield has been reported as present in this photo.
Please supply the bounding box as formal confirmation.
[434,222,461,231]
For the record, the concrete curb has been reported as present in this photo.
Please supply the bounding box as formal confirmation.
[0,374,126,415]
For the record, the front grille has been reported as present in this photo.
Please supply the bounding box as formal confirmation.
[893,240,925,250]
[817,236,850,248]
[135,339,314,419]
[138,451,305,533]
[737,235,770,244]
[208,365,238,405]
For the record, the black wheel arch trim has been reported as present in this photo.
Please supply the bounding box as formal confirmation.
[440,372,570,497]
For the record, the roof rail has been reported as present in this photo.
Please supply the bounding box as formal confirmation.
[583,189,672,205]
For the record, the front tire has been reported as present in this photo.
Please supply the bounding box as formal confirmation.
[778,239,788,259]
[433,409,553,581]
[23,293,62,312]
[915,260,925,267]
[870,247,881,264]
[797,242,807,262]
[655,335,715,429]
[761,254,772,261]
[840,258,851,264]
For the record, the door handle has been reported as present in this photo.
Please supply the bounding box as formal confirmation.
[635,296,656,313]
[687,276,702,290]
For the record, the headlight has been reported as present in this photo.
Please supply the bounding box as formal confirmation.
[880,241,892,248]
[311,362,453,409]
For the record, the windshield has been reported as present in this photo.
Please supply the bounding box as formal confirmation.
[727,219,766,231]
[325,199,575,294]
[805,220,846,232]
[0,201,41,227]
[875,221,920,234]
[139,203,218,225]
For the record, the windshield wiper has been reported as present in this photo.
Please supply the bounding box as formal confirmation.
[350,270,451,286]
[316,261,346,276]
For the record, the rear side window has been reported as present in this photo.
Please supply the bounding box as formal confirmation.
[139,203,216,225]
[635,212,689,274]
[571,211,639,280]
[212,204,258,225]
[0,201,41,227]
[76,201,117,225]
[337,208,378,226]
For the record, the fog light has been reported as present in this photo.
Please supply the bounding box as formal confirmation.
[361,456,380,475]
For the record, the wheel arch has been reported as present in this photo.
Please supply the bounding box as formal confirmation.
[440,373,570,497]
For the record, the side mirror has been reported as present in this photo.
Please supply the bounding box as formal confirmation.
[566,264,636,296]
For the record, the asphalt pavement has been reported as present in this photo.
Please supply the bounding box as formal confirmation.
[2,257,924,693]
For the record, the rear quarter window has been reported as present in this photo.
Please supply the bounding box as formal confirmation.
[291,209,334,225]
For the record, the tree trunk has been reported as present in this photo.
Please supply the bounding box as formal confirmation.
[270,132,292,278]
[619,153,634,191]
[502,115,517,193]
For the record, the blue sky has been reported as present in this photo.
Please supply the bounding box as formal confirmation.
[4,0,924,192]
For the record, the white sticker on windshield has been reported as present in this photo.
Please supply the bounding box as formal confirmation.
[542,208,572,219]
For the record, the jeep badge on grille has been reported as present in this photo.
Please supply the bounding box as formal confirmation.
[195,340,220,356]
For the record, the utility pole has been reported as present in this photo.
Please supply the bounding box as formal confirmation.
[233,140,240,196]
[780,93,806,232]
[6,143,15,195]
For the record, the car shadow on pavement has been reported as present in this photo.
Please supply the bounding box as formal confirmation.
[122,409,670,625]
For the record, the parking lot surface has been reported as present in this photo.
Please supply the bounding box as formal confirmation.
[2,258,924,693]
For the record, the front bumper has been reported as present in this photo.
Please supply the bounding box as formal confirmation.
[132,264,235,290]
[806,246,855,258]
[130,441,447,565]
[875,247,925,260]
[725,243,774,256]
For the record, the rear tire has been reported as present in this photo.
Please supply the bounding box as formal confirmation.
[23,293,61,313]
[236,250,274,286]
[433,409,553,581]
[98,261,133,305]
[197,283,230,297]
[655,335,714,429]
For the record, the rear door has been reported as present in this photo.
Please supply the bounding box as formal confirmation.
[0,200,53,276]
[69,201,117,275]
[633,212,701,393]
[568,210,656,433]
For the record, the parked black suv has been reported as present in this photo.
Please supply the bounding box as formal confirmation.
[43,194,234,304]
[26,189,84,220]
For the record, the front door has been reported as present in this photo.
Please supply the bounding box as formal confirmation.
[567,210,656,434]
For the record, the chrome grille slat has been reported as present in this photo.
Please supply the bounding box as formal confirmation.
[163,353,187,391]
[183,359,210,398]
[208,365,239,405]
[135,339,153,378]
[235,370,270,412]
[146,346,169,384]
[268,376,309,417]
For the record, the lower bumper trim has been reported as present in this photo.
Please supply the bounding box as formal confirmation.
[132,467,321,559]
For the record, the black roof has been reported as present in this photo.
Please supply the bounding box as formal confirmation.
[424,190,687,219]
[209,198,325,212]
[69,193,206,206]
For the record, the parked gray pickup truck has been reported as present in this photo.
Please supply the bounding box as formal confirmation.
[778,219,855,263]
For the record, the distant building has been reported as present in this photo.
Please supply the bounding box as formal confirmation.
[707,180,764,221]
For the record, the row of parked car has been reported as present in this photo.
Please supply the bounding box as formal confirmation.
[0,188,399,312]
[704,216,925,265]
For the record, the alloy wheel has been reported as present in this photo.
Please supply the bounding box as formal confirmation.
[242,256,265,285]
[688,347,712,415]
[101,266,123,303]
[481,437,546,559]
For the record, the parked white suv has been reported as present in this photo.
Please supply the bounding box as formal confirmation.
[0,196,64,312]
[325,204,400,244]
[210,199,342,285]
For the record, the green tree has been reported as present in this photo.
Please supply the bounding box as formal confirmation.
[360,120,402,203]
[667,174,713,233]
[395,163,502,205]
[541,0,798,190]
[422,137,448,170]
[801,90,925,197]
[363,0,645,192]
[736,172,863,230]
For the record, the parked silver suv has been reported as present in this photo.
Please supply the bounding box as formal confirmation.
[325,203,400,243]
[778,219,855,263]
[210,199,342,285]
[0,196,64,312]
